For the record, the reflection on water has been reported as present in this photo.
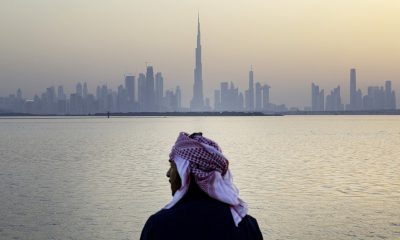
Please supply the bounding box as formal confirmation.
[0,116,399,240]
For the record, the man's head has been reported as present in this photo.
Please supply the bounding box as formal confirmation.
[165,131,248,226]
[166,132,201,195]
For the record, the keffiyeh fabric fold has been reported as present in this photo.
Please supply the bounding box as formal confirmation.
[164,132,248,226]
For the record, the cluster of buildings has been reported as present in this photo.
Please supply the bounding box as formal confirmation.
[0,14,281,115]
[190,15,283,112]
[310,68,397,112]
[0,66,182,115]
[213,68,286,112]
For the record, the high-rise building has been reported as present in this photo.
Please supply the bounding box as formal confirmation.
[255,82,262,111]
[364,86,380,110]
[246,67,254,111]
[16,88,22,99]
[57,85,66,114]
[76,82,83,97]
[220,82,229,111]
[125,75,135,105]
[347,68,363,111]
[138,73,146,111]
[146,66,155,111]
[155,72,163,110]
[190,14,204,111]
[176,86,182,110]
[96,86,101,101]
[238,92,244,110]
[83,82,88,98]
[57,86,66,101]
[100,85,108,112]
[311,83,324,111]
[217,82,242,111]
[384,80,396,110]
[262,84,270,110]
[117,84,126,112]
[349,68,356,110]
[165,86,181,112]
[326,86,344,111]
[214,90,221,111]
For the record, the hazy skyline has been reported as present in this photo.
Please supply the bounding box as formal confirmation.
[1,0,399,108]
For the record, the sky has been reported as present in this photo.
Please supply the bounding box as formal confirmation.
[1,0,399,108]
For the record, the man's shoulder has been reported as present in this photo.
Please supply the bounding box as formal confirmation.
[145,200,227,226]
[146,208,175,225]
[141,208,263,240]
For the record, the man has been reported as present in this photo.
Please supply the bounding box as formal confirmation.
[140,132,263,240]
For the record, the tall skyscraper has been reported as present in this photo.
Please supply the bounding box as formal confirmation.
[262,84,270,110]
[76,82,83,97]
[96,86,101,101]
[246,67,254,111]
[146,66,155,111]
[220,82,229,111]
[384,81,396,110]
[57,86,66,101]
[176,86,182,110]
[138,73,146,111]
[190,14,204,111]
[83,82,88,98]
[16,88,22,99]
[255,82,262,111]
[349,68,356,110]
[214,90,221,111]
[125,75,135,104]
[311,83,324,111]
[155,72,163,110]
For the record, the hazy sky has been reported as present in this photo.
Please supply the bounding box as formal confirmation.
[1,0,399,108]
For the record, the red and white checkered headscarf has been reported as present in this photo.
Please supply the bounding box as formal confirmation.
[164,132,248,226]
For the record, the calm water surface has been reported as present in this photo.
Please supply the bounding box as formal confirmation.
[0,116,399,240]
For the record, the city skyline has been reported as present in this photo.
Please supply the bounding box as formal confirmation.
[1,20,398,113]
[0,66,398,114]
[1,1,399,108]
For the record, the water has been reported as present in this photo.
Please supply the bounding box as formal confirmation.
[0,116,399,240]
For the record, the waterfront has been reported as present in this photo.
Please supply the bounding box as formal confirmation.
[0,116,399,240]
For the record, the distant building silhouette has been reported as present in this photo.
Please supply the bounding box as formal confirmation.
[125,75,135,109]
[349,68,356,110]
[245,67,254,111]
[311,83,324,111]
[326,86,344,111]
[190,14,204,111]
[211,67,276,112]
[146,66,155,111]
[76,82,83,98]
[138,73,146,111]
[165,86,182,112]
[214,90,221,111]
[155,72,164,110]
[384,81,396,110]
[176,86,182,110]
[255,82,262,111]
[83,82,88,98]
[362,82,396,110]
[262,84,270,110]
[348,68,362,110]
[216,82,243,111]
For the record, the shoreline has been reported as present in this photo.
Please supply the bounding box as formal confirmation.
[1,110,400,117]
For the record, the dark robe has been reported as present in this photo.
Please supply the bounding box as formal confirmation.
[140,182,263,240]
